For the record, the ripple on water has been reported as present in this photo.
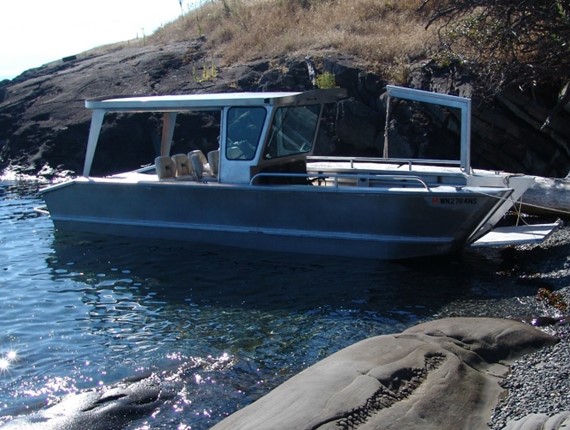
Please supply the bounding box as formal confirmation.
[0,182,564,429]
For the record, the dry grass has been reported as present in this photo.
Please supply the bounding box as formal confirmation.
[150,0,438,79]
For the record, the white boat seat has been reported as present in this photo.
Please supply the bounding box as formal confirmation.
[189,150,210,179]
[171,153,194,178]
[155,155,176,179]
[207,150,220,176]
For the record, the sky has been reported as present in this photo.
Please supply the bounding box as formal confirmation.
[1,0,198,80]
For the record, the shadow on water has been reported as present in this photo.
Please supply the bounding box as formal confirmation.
[46,228,569,349]
[45,230,564,364]
[47,230,504,318]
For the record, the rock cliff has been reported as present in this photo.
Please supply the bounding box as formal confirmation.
[1,37,569,179]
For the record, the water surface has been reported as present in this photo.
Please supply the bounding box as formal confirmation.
[0,181,553,429]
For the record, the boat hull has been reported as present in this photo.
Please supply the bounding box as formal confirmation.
[42,178,512,259]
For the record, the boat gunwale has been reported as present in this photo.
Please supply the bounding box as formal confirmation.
[40,173,515,198]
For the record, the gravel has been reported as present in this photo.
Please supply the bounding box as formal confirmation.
[489,320,570,429]
[485,223,570,429]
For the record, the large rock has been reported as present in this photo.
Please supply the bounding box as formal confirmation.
[0,373,177,430]
[0,318,558,430]
[211,318,557,430]
[503,412,570,430]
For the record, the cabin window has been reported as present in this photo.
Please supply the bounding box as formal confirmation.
[264,105,321,159]
[226,107,266,160]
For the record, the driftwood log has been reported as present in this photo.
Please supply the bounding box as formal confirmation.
[521,175,570,218]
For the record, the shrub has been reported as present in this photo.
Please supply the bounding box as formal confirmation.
[315,71,336,89]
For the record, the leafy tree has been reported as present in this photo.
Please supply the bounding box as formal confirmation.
[421,0,570,96]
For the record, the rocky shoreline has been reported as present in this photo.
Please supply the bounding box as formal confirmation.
[490,321,570,429]
[488,225,570,429]
[209,317,559,430]
[210,224,570,430]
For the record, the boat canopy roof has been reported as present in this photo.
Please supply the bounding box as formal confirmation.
[85,89,347,112]
[81,88,347,177]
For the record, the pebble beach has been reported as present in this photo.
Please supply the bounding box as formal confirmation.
[488,224,570,429]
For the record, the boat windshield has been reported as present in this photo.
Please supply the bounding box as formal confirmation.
[226,107,267,160]
[264,104,320,159]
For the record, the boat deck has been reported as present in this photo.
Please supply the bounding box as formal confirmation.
[91,156,525,194]
[76,164,511,202]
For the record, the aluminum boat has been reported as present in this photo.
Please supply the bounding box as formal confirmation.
[40,85,559,259]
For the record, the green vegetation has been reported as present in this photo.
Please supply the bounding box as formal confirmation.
[192,61,218,83]
[315,71,336,89]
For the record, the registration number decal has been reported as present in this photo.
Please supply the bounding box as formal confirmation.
[432,197,478,205]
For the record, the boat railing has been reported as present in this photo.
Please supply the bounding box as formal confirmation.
[250,172,431,190]
[307,156,462,171]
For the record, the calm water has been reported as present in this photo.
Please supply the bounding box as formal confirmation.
[0,181,550,429]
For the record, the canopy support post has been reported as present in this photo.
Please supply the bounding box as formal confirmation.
[82,109,105,177]
[160,112,178,156]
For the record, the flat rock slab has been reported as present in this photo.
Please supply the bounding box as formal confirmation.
[0,374,177,430]
[504,412,570,430]
[211,318,558,430]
